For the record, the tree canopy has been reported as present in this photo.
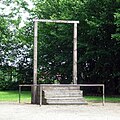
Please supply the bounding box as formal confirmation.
[0,0,120,95]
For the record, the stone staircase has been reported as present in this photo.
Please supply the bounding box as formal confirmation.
[41,85,88,105]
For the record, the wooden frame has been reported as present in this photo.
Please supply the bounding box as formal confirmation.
[19,84,105,106]
[33,19,79,103]
[33,19,79,85]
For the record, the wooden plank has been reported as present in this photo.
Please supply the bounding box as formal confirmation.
[19,86,21,103]
[19,84,104,87]
[32,21,38,104]
[19,84,39,87]
[19,84,105,106]
[39,85,42,106]
[33,21,38,85]
[33,19,79,24]
[79,84,104,87]
[73,23,78,84]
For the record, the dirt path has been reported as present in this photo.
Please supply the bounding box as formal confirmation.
[0,103,120,120]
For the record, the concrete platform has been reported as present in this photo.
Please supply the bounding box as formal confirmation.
[42,85,88,105]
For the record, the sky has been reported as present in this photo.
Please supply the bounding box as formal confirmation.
[0,0,34,28]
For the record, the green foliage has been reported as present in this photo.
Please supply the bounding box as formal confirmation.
[32,0,82,83]
[112,9,120,40]
[0,0,33,90]
[31,0,120,95]
[0,0,120,95]
[0,66,18,90]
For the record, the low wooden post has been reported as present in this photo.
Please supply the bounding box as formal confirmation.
[19,86,21,103]
[103,85,105,106]
[39,84,42,106]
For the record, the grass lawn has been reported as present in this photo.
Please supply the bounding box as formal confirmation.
[0,91,31,103]
[85,95,120,103]
[0,91,120,103]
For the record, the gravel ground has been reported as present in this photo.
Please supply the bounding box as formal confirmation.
[0,103,120,120]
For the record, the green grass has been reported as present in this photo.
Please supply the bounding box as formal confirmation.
[0,91,31,103]
[0,91,120,103]
[85,96,120,102]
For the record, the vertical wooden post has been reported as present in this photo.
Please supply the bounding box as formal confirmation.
[32,21,38,104]
[73,23,77,84]
[19,86,21,103]
[39,84,42,106]
[34,21,38,85]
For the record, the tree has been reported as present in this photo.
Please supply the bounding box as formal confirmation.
[0,0,33,89]
[0,0,120,95]
[31,0,86,83]
[77,0,120,94]
[112,8,120,40]
[30,0,120,94]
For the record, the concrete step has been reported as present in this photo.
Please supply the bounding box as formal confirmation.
[46,102,88,105]
[45,97,85,101]
[42,86,80,90]
[43,89,82,92]
[44,91,83,97]
[44,97,87,105]
[40,85,88,105]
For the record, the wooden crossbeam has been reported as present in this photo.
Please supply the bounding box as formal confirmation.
[33,19,79,24]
